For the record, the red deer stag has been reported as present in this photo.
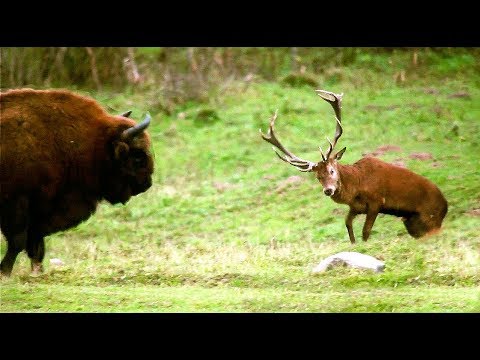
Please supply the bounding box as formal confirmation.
[260,90,448,243]
[0,88,154,276]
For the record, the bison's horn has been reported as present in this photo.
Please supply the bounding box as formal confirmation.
[121,114,151,140]
[120,110,132,118]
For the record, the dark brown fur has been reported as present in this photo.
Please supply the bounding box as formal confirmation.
[315,156,448,243]
[0,88,154,276]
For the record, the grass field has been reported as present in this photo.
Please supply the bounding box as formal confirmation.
[1,50,479,312]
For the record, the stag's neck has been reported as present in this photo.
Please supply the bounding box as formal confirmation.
[331,163,360,205]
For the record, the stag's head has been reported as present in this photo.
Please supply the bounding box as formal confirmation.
[260,90,346,197]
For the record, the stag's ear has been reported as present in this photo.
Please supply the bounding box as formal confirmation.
[335,147,346,161]
[114,141,129,160]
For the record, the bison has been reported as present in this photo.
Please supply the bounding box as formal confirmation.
[0,88,154,276]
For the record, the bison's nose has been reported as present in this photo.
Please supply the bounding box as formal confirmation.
[142,178,152,191]
[324,188,334,196]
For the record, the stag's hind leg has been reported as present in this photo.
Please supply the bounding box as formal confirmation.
[404,212,442,238]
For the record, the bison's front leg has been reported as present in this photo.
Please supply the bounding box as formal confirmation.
[26,232,45,274]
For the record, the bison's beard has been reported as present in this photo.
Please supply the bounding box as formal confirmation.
[103,176,152,205]
[104,185,132,205]
[131,177,152,195]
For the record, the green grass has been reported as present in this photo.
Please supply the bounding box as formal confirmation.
[1,50,480,312]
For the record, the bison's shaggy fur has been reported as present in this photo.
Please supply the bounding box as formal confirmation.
[0,88,154,276]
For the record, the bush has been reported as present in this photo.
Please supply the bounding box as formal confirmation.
[280,72,319,88]
[194,107,220,126]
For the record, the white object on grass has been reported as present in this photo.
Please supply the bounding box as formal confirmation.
[312,252,385,273]
[50,258,65,266]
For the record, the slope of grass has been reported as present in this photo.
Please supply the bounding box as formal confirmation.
[1,50,479,312]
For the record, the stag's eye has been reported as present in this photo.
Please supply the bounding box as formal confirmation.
[330,169,335,175]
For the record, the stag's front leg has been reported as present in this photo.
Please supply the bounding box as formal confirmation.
[362,204,380,241]
[345,208,358,244]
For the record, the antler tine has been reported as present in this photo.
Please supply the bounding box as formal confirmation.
[260,110,317,172]
[315,90,344,159]
[318,145,326,162]
[325,136,334,159]
[260,110,293,159]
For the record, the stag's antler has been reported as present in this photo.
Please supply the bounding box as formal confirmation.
[259,110,317,172]
[315,90,344,160]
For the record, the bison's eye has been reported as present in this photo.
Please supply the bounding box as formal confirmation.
[131,150,147,167]
[134,157,144,165]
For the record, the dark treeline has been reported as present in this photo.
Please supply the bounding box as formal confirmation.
[0,47,356,87]
[1,47,477,113]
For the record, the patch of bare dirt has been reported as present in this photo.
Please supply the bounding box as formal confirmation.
[332,208,344,215]
[448,91,471,99]
[432,105,444,118]
[213,182,237,193]
[275,175,303,194]
[364,104,400,111]
[424,87,440,95]
[391,159,407,168]
[363,144,402,157]
[377,145,402,153]
[466,209,480,217]
[364,103,421,112]
[409,152,433,160]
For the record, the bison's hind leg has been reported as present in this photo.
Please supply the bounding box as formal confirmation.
[0,231,27,276]
[1,196,29,276]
